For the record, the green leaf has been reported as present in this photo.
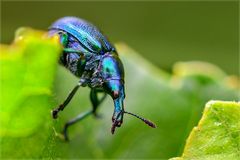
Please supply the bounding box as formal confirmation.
[0,28,239,159]
[171,100,240,160]
[0,28,60,156]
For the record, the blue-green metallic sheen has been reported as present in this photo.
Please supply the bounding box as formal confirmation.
[48,16,125,132]
[49,17,114,54]
[101,53,124,81]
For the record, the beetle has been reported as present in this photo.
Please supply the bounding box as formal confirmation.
[49,17,156,140]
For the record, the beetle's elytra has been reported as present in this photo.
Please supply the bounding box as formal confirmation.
[49,17,156,141]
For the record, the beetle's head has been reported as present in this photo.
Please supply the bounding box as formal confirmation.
[104,79,125,133]
[100,53,157,134]
[100,53,125,133]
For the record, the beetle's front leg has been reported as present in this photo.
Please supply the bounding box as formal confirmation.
[52,80,85,119]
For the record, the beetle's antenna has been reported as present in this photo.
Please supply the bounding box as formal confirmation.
[124,111,157,128]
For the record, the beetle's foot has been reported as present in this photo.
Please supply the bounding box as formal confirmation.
[52,109,59,119]
[52,104,64,119]
[63,132,69,142]
[62,124,70,141]
[93,112,102,119]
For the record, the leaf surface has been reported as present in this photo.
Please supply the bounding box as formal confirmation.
[172,101,240,160]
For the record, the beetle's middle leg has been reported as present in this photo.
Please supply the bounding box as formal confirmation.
[90,89,107,118]
[62,89,107,141]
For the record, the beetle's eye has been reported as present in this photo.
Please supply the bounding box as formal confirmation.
[58,31,64,36]
[112,91,119,99]
[58,32,68,46]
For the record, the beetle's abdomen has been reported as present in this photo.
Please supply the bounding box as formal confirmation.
[49,17,114,54]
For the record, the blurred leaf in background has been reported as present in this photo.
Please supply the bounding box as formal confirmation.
[1,28,239,159]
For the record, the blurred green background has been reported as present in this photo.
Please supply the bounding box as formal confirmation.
[1,1,239,74]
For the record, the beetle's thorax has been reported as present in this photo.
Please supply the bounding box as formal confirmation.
[99,53,124,81]
[81,52,124,88]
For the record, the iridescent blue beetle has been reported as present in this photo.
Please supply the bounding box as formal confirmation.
[49,17,156,140]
